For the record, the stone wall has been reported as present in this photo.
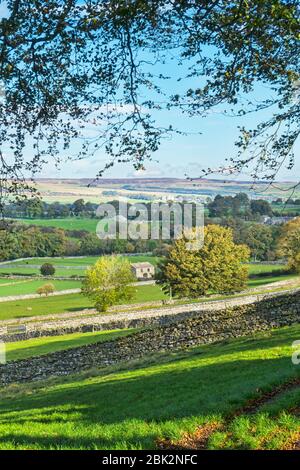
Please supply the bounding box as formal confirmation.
[3,288,299,343]
[1,290,300,385]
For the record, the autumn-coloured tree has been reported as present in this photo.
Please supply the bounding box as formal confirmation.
[277,217,300,273]
[36,283,55,297]
[82,256,136,312]
[158,225,250,298]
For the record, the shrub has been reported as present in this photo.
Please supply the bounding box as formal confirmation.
[40,263,55,276]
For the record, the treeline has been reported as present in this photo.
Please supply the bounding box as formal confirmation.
[4,193,300,220]
[4,199,98,219]
[0,218,293,263]
[0,222,170,262]
[207,194,273,219]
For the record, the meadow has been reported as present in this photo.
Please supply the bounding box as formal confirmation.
[0,324,299,449]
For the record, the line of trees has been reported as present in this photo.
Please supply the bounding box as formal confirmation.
[0,222,170,262]
[0,215,298,265]
[4,194,300,221]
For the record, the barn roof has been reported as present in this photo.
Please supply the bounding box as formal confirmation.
[131,262,154,269]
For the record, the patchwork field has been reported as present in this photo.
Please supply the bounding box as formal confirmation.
[0,258,297,322]
[0,324,299,449]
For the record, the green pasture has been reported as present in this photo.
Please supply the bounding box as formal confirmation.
[0,279,81,297]
[0,324,299,449]
[16,217,99,232]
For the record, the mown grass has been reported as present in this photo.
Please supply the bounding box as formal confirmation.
[5,329,135,362]
[0,325,299,449]
[247,274,297,288]
[247,264,286,275]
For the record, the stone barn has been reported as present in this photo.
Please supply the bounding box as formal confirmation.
[131,262,155,280]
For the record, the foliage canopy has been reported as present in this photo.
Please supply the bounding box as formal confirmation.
[158,225,250,297]
[82,255,136,311]
[0,1,299,207]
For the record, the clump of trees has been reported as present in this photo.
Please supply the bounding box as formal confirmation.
[40,263,56,276]
[82,256,136,312]
[36,283,55,297]
[158,225,250,298]
[277,218,300,273]
[208,194,273,219]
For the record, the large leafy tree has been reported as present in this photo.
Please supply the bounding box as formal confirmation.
[0,0,299,209]
[277,217,300,272]
[158,224,250,297]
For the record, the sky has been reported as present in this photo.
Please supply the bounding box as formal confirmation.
[1,1,299,182]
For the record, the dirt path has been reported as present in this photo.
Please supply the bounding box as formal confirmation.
[158,376,300,450]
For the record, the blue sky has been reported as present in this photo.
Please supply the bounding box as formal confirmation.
[1,0,299,181]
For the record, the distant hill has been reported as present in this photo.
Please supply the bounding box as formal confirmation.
[33,178,299,203]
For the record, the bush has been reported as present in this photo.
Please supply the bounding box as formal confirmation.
[40,263,55,276]
[36,283,55,297]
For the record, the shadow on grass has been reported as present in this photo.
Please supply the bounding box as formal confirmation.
[7,330,134,362]
[0,349,300,449]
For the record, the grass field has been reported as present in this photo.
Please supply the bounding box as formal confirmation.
[0,279,81,297]
[17,217,99,232]
[6,329,135,362]
[0,284,167,320]
[271,203,300,215]
[0,324,299,449]
[247,264,286,275]
[0,265,298,320]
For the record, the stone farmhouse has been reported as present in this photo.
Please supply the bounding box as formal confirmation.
[131,262,155,280]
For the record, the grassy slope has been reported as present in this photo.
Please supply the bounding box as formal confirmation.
[0,325,299,449]
[6,329,135,362]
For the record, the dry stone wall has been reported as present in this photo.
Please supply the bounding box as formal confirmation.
[0,290,300,385]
